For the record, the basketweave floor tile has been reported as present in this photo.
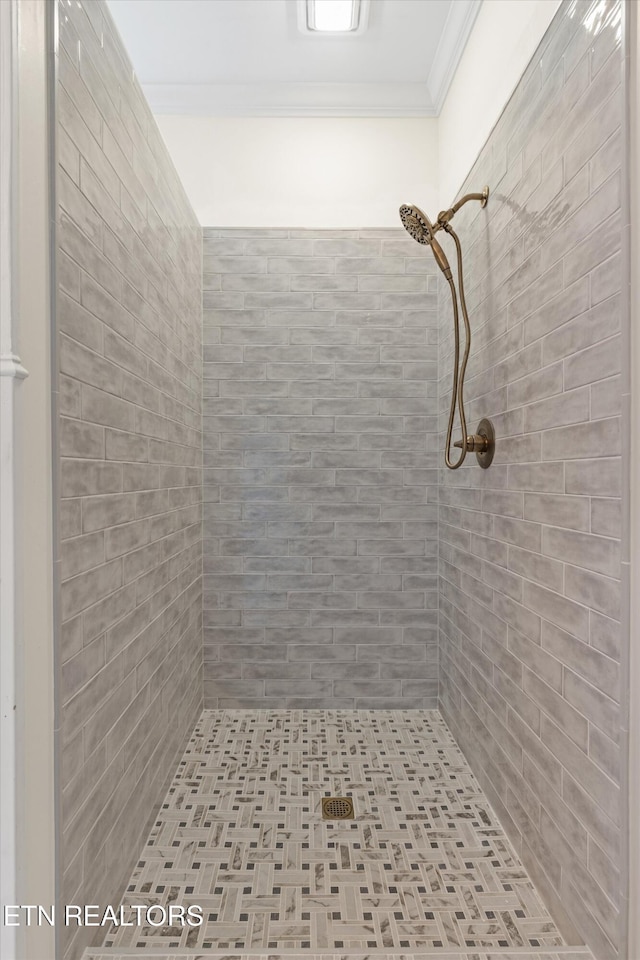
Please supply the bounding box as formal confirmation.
[95,710,587,956]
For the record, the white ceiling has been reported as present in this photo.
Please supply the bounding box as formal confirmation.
[106,0,481,117]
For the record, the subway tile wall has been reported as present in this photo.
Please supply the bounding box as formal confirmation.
[201,230,439,707]
[55,2,202,957]
[437,2,627,958]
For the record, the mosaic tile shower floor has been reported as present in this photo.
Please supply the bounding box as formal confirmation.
[92,709,590,958]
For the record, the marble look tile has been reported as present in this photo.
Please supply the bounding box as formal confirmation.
[100,709,566,955]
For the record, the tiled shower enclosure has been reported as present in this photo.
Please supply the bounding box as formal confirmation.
[52,1,629,959]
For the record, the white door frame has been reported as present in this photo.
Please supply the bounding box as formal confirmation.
[628,0,640,955]
[0,5,24,957]
[0,1,56,958]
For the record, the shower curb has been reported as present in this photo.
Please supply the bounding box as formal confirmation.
[81,945,595,960]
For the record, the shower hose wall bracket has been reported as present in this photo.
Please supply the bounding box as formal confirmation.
[453,418,495,469]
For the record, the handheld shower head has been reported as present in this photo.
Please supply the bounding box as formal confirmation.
[399,203,452,278]
[398,203,434,244]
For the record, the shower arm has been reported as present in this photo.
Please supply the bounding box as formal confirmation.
[431,188,490,238]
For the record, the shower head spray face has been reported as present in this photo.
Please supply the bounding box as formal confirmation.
[399,204,434,244]
[399,203,452,278]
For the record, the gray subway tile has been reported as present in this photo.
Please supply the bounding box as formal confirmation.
[564,334,620,390]
[542,417,621,461]
[564,564,620,620]
[543,526,619,578]
[565,456,621,497]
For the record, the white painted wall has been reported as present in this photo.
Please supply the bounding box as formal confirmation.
[155,116,438,227]
[155,2,561,227]
[438,0,561,206]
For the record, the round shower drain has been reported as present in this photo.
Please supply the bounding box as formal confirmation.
[322,796,354,820]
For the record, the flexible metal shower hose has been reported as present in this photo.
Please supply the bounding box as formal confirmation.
[443,225,471,470]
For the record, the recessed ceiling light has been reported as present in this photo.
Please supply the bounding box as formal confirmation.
[298,0,370,35]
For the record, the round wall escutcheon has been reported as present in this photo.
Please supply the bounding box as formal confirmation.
[476,418,495,469]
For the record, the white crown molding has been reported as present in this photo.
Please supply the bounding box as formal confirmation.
[427,0,482,113]
[143,82,438,117]
[115,0,481,119]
